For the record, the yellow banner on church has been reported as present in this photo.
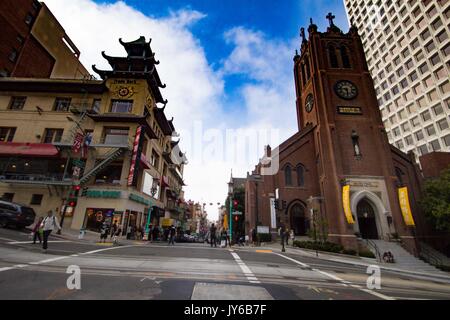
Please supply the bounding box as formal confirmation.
[398,187,415,226]
[342,185,355,224]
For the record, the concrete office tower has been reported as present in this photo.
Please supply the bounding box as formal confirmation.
[344,0,450,159]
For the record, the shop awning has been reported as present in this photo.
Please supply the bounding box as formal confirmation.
[0,143,59,157]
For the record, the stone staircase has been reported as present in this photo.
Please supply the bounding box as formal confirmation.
[370,240,449,275]
[419,242,450,268]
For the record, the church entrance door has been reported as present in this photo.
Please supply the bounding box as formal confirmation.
[356,198,378,239]
[290,203,307,236]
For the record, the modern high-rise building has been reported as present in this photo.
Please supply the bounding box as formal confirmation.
[344,0,450,159]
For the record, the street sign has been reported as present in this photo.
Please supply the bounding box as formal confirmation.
[232,211,243,215]
[257,226,270,234]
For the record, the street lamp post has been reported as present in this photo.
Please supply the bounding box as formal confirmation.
[228,180,234,242]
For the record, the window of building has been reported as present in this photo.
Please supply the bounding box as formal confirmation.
[328,45,339,68]
[421,110,431,122]
[95,161,123,185]
[43,129,63,143]
[53,98,71,112]
[425,125,436,136]
[102,127,129,145]
[150,150,160,169]
[0,127,16,142]
[432,103,444,116]
[429,140,441,151]
[284,165,292,186]
[443,134,450,147]
[437,118,449,131]
[418,144,428,155]
[405,135,414,145]
[430,54,440,66]
[9,97,26,110]
[110,100,133,113]
[296,165,305,187]
[30,194,43,205]
[9,49,18,63]
[341,46,351,68]
[25,14,33,25]
[415,130,424,141]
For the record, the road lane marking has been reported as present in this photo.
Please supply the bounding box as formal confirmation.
[256,250,273,253]
[275,252,395,300]
[229,250,261,284]
[0,244,137,272]
[7,241,70,244]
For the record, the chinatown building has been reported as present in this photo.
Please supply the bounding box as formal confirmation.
[245,16,450,255]
[0,36,188,235]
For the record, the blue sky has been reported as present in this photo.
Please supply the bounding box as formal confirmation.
[95,0,348,102]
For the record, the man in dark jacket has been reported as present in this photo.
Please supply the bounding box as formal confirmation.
[168,225,176,245]
[210,224,217,248]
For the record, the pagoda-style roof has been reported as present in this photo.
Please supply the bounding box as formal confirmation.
[92,37,166,103]
[154,104,175,136]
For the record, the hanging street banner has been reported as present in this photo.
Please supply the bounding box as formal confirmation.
[398,187,415,226]
[128,126,144,186]
[270,198,276,229]
[72,132,84,154]
[342,185,355,224]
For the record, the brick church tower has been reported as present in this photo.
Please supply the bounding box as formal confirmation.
[292,15,418,252]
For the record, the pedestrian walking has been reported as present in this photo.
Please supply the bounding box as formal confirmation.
[40,210,61,253]
[168,225,176,245]
[110,221,118,239]
[290,229,295,245]
[32,217,43,244]
[252,228,257,246]
[113,226,122,245]
[210,224,217,248]
[100,221,109,243]
[226,231,231,248]
[126,225,132,240]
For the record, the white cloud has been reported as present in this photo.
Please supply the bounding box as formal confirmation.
[44,0,298,221]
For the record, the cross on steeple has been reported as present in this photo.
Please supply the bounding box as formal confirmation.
[326,12,336,27]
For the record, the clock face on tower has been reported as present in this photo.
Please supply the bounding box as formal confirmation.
[305,94,314,113]
[334,80,358,100]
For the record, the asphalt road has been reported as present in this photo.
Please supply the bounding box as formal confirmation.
[0,227,449,300]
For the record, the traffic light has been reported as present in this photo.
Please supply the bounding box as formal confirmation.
[233,200,238,210]
[234,215,239,222]
[68,200,77,207]
[71,185,81,197]
[282,200,287,210]
[274,200,279,210]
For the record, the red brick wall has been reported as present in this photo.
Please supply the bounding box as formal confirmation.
[13,35,54,78]
[0,0,54,77]
[419,152,450,179]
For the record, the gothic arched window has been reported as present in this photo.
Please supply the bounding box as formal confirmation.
[296,165,305,187]
[341,45,351,68]
[305,56,311,80]
[328,45,339,68]
[301,63,307,85]
[284,165,292,186]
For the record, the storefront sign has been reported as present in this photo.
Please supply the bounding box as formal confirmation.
[342,185,355,224]
[337,106,363,115]
[129,193,151,206]
[128,126,145,186]
[86,190,121,199]
[162,218,173,227]
[398,187,415,226]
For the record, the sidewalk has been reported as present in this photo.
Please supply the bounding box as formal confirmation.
[242,242,450,283]
[52,228,145,246]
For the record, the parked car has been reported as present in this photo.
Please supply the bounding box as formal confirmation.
[175,233,195,243]
[0,200,36,229]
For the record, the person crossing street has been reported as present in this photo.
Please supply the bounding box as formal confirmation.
[210,223,217,248]
[40,210,61,253]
